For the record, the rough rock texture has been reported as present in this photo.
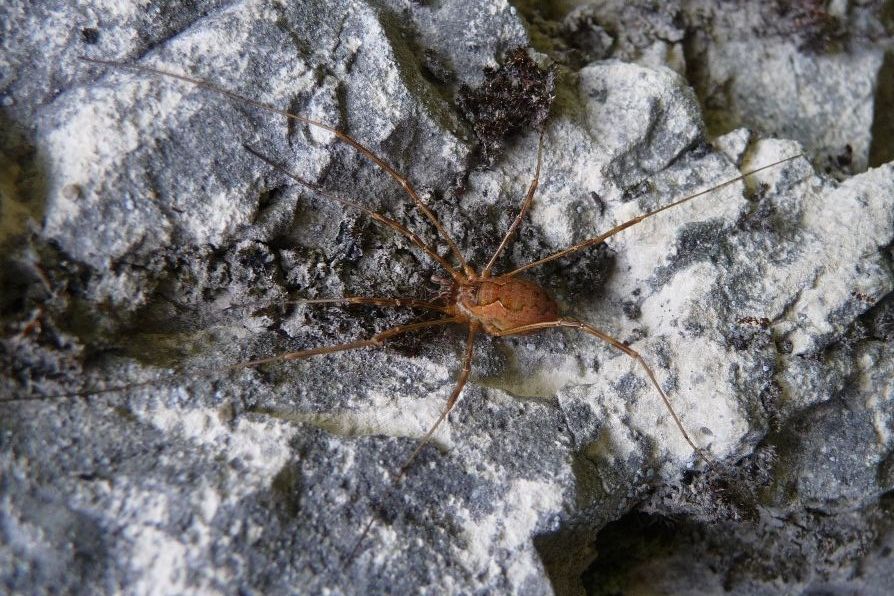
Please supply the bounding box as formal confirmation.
[1,1,893,595]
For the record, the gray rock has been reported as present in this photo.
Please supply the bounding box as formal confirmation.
[2,1,893,595]
[680,0,889,173]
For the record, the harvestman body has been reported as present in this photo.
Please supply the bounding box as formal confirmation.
[16,56,801,557]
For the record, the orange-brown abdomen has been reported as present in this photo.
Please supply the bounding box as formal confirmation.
[460,276,559,334]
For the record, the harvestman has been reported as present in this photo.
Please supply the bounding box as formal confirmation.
[15,56,801,556]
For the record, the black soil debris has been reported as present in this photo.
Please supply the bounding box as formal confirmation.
[780,0,848,53]
[457,48,556,163]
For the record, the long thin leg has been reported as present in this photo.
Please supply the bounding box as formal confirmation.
[243,145,462,281]
[231,317,461,369]
[505,154,803,277]
[395,321,479,480]
[495,318,712,463]
[346,321,479,564]
[225,296,449,319]
[481,133,544,278]
[80,57,474,277]
[299,296,449,313]
[3,317,461,403]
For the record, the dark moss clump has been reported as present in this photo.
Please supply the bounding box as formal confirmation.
[779,0,848,53]
[457,48,556,163]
